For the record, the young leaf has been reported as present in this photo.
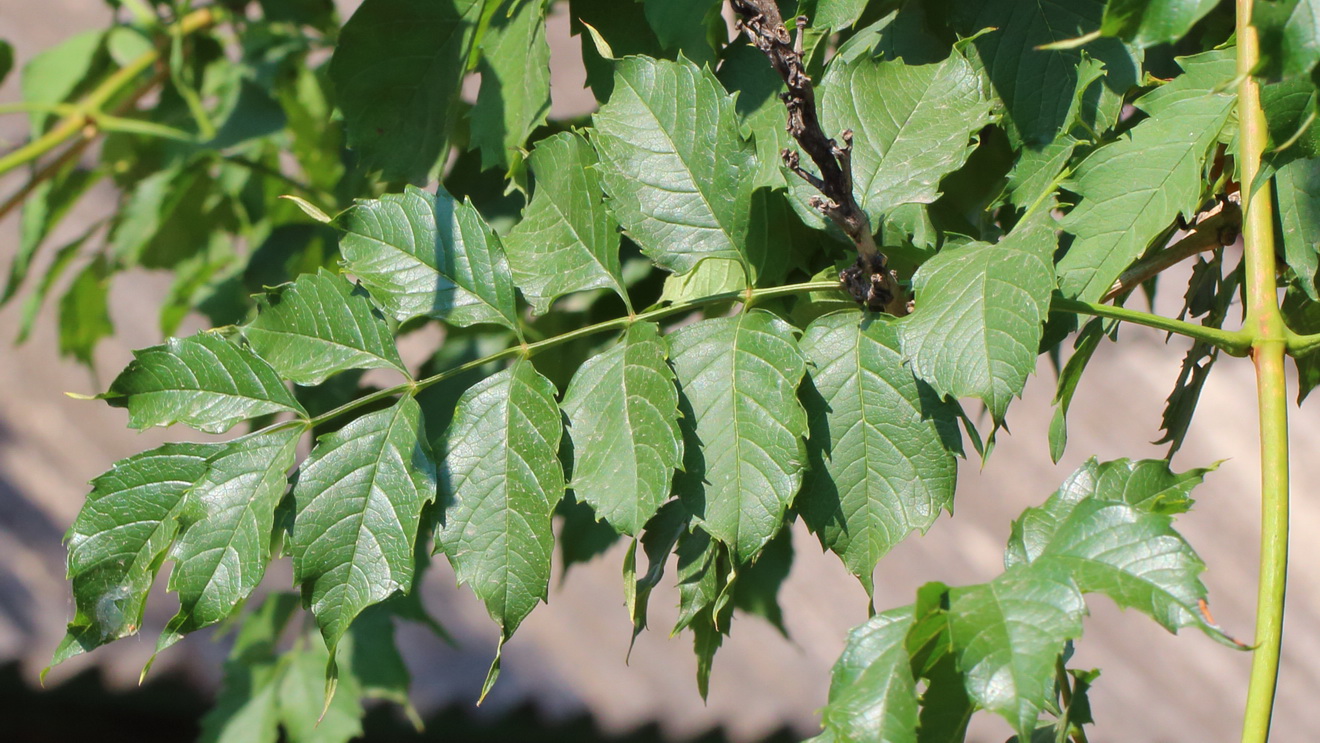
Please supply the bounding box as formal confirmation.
[669,311,808,564]
[898,210,1058,424]
[470,0,551,171]
[1101,0,1218,47]
[803,49,995,226]
[336,185,520,331]
[100,332,306,434]
[625,500,688,641]
[591,55,756,276]
[1057,51,1236,302]
[51,443,220,670]
[561,321,682,536]
[798,311,959,598]
[159,427,304,651]
[329,0,483,182]
[672,525,734,699]
[435,358,565,654]
[244,269,408,386]
[291,397,437,656]
[1048,319,1107,463]
[946,566,1086,737]
[503,131,628,314]
[815,607,920,743]
[1006,458,1220,637]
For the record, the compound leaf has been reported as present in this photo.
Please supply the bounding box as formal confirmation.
[1057,51,1236,302]
[799,311,959,598]
[899,210,1058,423]
[435,358,565,648]
[336,185,519,331]
[291,397,437,655]
[561,321,682,536]
[669,311,808,564]
[50,443,220,670]
[591,55,756,276]
[101,332,305,434]
[329,0,483,182]
[503,131,627,313]
[160,427,304,650]
[245,269,408,386]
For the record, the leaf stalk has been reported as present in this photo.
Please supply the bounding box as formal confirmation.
[1050,295,1253,356]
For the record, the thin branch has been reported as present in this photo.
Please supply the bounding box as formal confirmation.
[1103,198,1243,302]
[728,1,907,316]
[1051,295,1253,356]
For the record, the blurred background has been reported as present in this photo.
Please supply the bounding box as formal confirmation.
[3,2,1320,742]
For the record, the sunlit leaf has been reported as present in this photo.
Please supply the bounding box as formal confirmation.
[470,0,551,171]
[815,607,919,743]
[503,131,627,313]
[669,311,808,564]
[1101,0,1218,47]
[561,322,681,536]
[799,311,959,597]
[245,269,408,386]
[899,209,1058,423]
[291,397,437,654]
[591,55,756,275]
[336,185,519,330]
[101,332,305,434]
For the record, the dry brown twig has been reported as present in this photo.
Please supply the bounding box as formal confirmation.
[728,0,909,316]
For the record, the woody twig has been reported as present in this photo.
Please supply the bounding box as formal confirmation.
[729,0,908,315]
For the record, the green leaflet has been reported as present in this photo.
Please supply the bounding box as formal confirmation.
[470,0,551,172]
[1057,50,1236,302]
[810,0,871,30]
[101,332,305,434]
[336,185,520,331]
[561,321,682,536]
[1005,458,1222,637]
[291,396,437,655]
[717,44,792,190]
[799,49,994,227]
[625,500,688,642]
[953,0,1138,146]
[19,29,106,137]
[591,55,757,276]
[815,607,920,743]
[569,0,663,101]
[244,269,408,386]
[329,0,483,182]
[0,40,11,85]
[1276,157,1320,300]
[50,443,220,671]
[1048,319,1108,463]
[503,131,628,314]
[672,525,734,699]
[434,357,565,674]
[799,311,959,598]
[898,209,1058,424]
[159,427,304,651]
[947,566,1086,738]
[1255,0,1320,79]
[1101,0,1218,46]
[669,311,808,564]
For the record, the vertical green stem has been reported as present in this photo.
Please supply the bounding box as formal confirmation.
[1237,2,1291,741]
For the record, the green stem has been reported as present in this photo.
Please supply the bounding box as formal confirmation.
[305,280,843,428]
[1050,295,1253,356]
[1237,2,1291,742]
[0,7,217,178]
